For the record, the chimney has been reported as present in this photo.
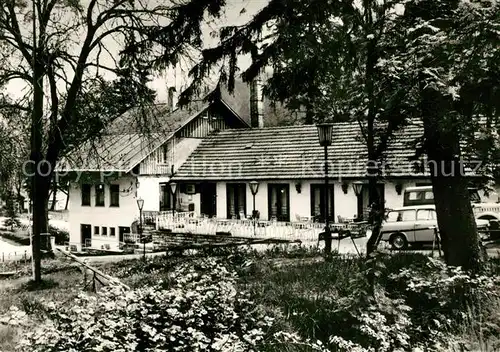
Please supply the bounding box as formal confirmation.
[167,86,177,111]
[249,76,264,128]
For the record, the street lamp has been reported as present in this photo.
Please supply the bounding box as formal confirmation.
[249,181,260,236]
[352,181,364,221]
[136,197,145,261]
[169,182,177,218]
[317,123,333,256]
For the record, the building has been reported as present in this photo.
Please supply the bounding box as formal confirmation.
[59,95,249,251]
[170,121,432,223]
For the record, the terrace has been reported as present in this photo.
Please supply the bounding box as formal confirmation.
[124,211,370,245]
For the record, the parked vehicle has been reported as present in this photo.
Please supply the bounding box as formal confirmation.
[403,186,500,222]
[380,205,490,250]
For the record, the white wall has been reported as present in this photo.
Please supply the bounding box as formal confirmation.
[68,175,139,251]
[136,176,170,211]
[209,179,423,221]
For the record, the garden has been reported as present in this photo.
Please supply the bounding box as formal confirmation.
[0,245,499,351]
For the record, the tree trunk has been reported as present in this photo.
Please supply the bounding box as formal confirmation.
[30,54,46,283]
[421,87,483,272]
[65,190,69,210]
[50,179,57,211]
[362,2,384,257]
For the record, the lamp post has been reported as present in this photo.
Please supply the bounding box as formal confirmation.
[249,181,260,236]
[352,181,363,221]
[136,197,145,261]
[169,182,177,218]
[317,123,334,256]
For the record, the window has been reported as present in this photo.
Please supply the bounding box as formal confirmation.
[157,144,169,164]
[310,184,334,222]
[81,184,91,206]
[268,184,290,222]
[387,210,416,222]
[226,183,246,219]
[417,209,436,221]
[102,227,108,236]
[118,226,131,242]
[110,227,116,237]
[408,192,420,200]
[159,183,172,211]
[110,184,120,207]
[400,210,416,221]
[424,191,434,200]
[95,184,105,207]
[94,226,100,235]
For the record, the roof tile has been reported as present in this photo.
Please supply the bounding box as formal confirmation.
[173,121,429,181]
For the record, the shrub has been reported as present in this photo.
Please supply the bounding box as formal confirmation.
[2,192,21,231]
[21,257,274,352]
[48,225,69,245]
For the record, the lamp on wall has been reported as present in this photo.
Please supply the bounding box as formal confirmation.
[395,183,403,195]
[352,181,363,197]
[341,182,349,194]
[295,182,302,194]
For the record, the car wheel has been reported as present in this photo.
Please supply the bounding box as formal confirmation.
[390,233,407,250]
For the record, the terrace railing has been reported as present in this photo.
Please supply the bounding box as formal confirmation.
[152,215,368,242]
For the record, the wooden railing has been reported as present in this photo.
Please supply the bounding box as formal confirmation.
[151,216,369,242]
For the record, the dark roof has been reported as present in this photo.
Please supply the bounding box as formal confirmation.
[172,121,434,181]
[60,101,216,172]
[220,78,304,127]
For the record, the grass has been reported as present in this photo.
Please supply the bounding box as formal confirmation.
[0,229,30,246]
[0,249,499,351]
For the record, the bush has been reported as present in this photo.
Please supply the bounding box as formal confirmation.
[48,225,69,245]
[21,257,274,352]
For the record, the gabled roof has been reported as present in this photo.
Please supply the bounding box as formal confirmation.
[172,121,434,181]
[59,99,246,173]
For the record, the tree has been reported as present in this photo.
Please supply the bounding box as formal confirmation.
[382,0,500,270]
[124,0,414,256]
[0,0,165,283]
[125,0,499,269]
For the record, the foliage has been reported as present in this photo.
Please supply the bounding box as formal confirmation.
[48,225,69,246]
[2,191,21,231]
[20,257,274,352]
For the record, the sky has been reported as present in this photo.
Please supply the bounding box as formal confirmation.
[4,0,269,105]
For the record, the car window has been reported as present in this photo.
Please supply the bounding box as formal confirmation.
[401,210,416,221]
[387,210,416,222]
[416,209,436,220]
[408,192,419,200]
[387,211,399,222]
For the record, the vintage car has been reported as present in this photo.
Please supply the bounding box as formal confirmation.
[380,205,490,249]
[403,186,500,222]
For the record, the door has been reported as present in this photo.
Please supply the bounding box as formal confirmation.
[357,184,385,220]
[159,183,172,211]
[384,209,416,242]
[118,226,131,243]
[268,184,290,221]
[414,209,437,242]
[310,184,334,222]
[226,183,246,219]
[80,224,92,247]
[200,183,217,217]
